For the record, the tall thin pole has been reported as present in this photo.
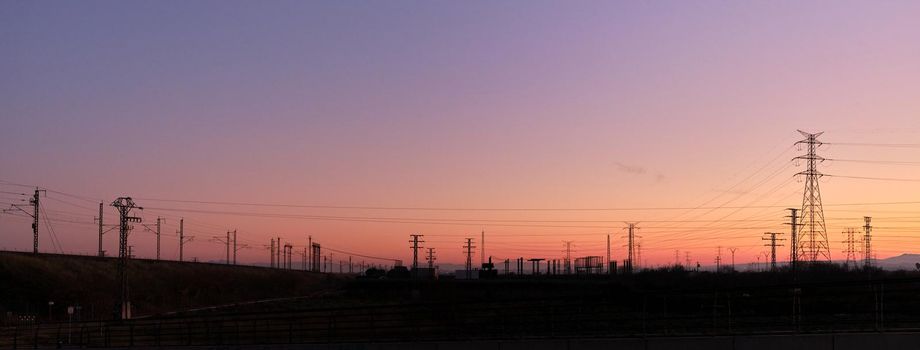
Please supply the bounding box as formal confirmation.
[226,230,231,265]
[787,208,798,273]
[715,246,722,272]
[96,202,104,257]
[563,241,573,274]
[864,216,873,269]
[606,234,611,274]
[232,229,237,265]
[178,218,185,262]
[31,189,40,254]
[155,217,162,261]
[409,234,424,270]
[728,247,738,271]
[481,229,485,266]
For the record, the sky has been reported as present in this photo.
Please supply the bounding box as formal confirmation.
[2,1,920,270]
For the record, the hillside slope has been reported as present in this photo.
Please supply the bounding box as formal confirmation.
[0,251,342,321]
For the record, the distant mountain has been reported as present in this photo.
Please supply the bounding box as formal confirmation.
[876,253,920,270]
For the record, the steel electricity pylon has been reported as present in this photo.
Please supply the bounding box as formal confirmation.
[794,130,830,263]
[863,216,873,268]
[111,197,142,320]
[409,234,424,270]
[426,247,436,269]
[463,238,475,278]
[762,232,785,271]
[842,228,858,268]
[623,223,639,273]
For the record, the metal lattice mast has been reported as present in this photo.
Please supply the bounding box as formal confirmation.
[762,232,785,271]
[463,238,475,278]
[156,217,163,260]
[427,247,436,269]
[786,208,799,271]
[864,216,872,268]
[111,197,142,320]
[794,130,830,262]
[624,222,638,273]
[841,228,857,268]
[30,189,40,253]
[409,234,424,270]
[96,202,104,257]
[563,240,574,274]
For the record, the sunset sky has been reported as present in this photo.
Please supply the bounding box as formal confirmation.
[2,1,920,269]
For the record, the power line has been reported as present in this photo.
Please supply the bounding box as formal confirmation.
[826,174,920,183]
[826,158,920,166]
[825,142,920,148]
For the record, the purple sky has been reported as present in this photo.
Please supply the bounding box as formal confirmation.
[2,1,920,266]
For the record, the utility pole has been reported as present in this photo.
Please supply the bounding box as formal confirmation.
[864,216,873,269]
[5,188,46,253]
[463,238,475,279]
[715,246,722,273]
[427,247,436,269]
[762,232,785,271]
[96,202,104,257]
[178,218,192,262]
[156,217,162,260]
[311,242,321,272]
[213,231,232,265]
[685,252,691,268]
[232,229,237,265]
[481,229,485,266]
[637,242,643,270]
[111,197,142,320]
[795,130,830,262]
[270,239,275,268]
[607,234,612,274]
[142,217,165,260]
[30,189,42,254]
[409,234,424,270]
[301,247,308,270]
[786,208,799,273]
[728,247,738,272]
[225,230,231,264]
[284,243,293,269]
[308,235,312,271]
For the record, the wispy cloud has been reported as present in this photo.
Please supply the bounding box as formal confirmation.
[614,162,647,175]
[615,162,666,183]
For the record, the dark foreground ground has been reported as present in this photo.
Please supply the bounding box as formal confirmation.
[2,252,920,348]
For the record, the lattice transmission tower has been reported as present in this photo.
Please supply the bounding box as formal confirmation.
[111,197,142,320]
[842,228,858,268]
[794,130,831,262]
